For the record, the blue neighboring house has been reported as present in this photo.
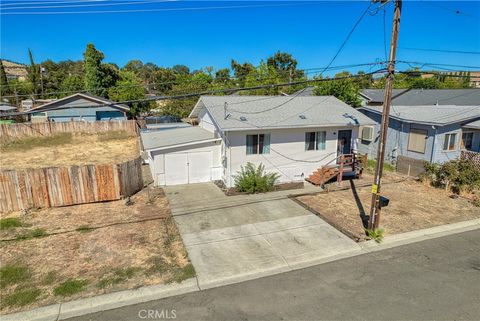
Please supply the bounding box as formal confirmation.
[30,92,129,122]
[358,104,480,164]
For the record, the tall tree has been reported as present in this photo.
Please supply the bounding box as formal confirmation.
[266,51,303,81]
[83,43,107,97]
[27,48,41,95]
[314,71,362,107]
[0,60,9,98]
[231,60,254,86]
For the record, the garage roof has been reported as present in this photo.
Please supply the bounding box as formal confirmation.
[141,126,219,150]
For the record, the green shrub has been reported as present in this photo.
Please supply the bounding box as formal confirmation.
[170,264,195,284]
[422,159,480,193]
[0,217,23,230]
[54,279,88,296]
[234,162,280,193]
[0,264,32,288]
[365,228,385,243]
[2,288,41,307]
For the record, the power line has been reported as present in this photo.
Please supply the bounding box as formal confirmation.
[399,47,480,55]
[1,0,175,10]
[1,2,310,15]
[0,0,109,6]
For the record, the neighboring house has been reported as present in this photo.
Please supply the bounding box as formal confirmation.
[0,104,18,114]
[1,59,28,81]
[360,88,480,106]
[142,95,375,186]
[358,105,480,164]
[29,93,129,122]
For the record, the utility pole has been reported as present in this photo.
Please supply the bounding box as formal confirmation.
[368,0,402,230]
[40,65,45,98]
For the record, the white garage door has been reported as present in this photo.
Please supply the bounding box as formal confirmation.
[164,151,212,185]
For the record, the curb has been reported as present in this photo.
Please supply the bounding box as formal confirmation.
[1,278,199,321]
[2,219,479,321]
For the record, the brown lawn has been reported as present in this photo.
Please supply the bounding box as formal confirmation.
[297,172,480,241]
[0,131,139,170]
[0,187,193,315]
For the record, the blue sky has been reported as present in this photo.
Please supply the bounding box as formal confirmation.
[1,1,479,76]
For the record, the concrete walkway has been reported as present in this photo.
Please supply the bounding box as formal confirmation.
[165,183,360,289]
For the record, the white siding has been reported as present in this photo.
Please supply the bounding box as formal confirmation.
[198,108,218,134]
[223,126,360,187]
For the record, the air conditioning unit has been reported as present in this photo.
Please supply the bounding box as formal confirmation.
[361,126,374,142]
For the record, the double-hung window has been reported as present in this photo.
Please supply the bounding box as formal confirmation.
[461,132,473,150]
[443,133,457,151]
[246,134,270,155]
[305,131,326,151]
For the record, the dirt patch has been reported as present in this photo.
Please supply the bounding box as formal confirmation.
[296,172,480,241]
[0,131,139,170]
[0,187,191,315]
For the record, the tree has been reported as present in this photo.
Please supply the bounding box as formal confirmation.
[266,51,304,81]
[27,48,41,95]
[314,71,362,107]
[243,61,280,95]
[152,67,177,93]
[172,64,190,75]
[215,68,231,84]
[231,59,254,86]
[59,75,84,96]
[101,63,120,91]
[83,43,107,97]
[108,70,150,115]
[0,60,9,98]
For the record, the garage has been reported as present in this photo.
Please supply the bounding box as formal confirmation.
[141,126,223,186]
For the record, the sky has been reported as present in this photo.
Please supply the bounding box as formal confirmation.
[1,0,479,76]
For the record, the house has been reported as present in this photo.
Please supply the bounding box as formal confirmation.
[358,105,480,164]
[0,103,17,114]
[1,59,28,81]
[29,93,129,122]
[142,95,375,186]
[360,88,480,106]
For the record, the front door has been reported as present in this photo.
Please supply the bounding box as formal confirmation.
[337,130,352,156]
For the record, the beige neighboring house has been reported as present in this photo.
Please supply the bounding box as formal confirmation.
[420,70,480,88]
[1,60,28,81]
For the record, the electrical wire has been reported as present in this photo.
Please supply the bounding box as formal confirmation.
[1,0,175,10]
[399,47,480,55]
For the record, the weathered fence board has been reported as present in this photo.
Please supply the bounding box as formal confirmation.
[0,120,138,141]
[0,157,143,213]
[396,156,426,177]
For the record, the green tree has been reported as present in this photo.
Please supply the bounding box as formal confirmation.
[27,49,41,95]
[59,75,84,96]
[152,67,177,93]
[83,43,107,97]
[266,51,304,81]
[108,70,150,115]
[172,64,190,75]
[314,71,361,107]
[231,60,254,86]
[0,60,9,98]
[214,68,231,84]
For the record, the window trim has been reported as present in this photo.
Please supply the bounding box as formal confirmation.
[305,131,327,151]
[407,128,428,154]
[246,133,270,155]
[443,133,457,151]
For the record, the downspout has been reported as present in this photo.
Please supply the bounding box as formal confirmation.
[430,126,437,163]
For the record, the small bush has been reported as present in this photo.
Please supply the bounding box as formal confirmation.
[2,288,41,307]
[0,264,32,288]
[54,279,88,296]
[0,217,23,230]
[365,228,385,243]
[422,159,480,193]
[234,162,280,193]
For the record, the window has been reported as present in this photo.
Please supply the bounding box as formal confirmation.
[407,128,427,154]
[443,133,457,151]
[461,132,474,150]
[305,131,326,151]
[246,134,270,155]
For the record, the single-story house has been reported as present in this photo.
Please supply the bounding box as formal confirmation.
[30,93,129,122]
[360,88,480,106]
[0,104,17,114]
[358,105,480,164]
[142,95,376,186]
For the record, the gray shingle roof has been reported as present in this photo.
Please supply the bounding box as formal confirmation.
[361,88,480,106]
[30,93,130,112]
[190,95,376,131]
[140,126,218,150]
[361,105,480,126]
[463,119,480,130]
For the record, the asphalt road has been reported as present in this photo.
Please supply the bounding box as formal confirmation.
[68,230,480,321]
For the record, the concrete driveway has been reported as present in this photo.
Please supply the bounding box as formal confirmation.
[165,183,361,289]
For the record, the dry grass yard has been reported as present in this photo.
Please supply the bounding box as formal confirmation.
[297,172,480,241]
[0,131,139,170]
[0,187,193,314]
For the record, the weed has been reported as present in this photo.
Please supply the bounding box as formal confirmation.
[2,288,41,307]
[96,267,137,289]
[0,217,22,230]
[53,279,88,296]
[15,228,48,241]
[42,271,57,286]
[367,160,395,173]
[147,256,169,275]
[0,264,31,288]
[365,228,385,243]
[0,133,73,152]
[170,264,195,283]
[75,225,94,233]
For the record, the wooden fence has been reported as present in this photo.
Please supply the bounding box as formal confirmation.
[0,120,138,141]
[461,150,480,169]
[0,157,144,213]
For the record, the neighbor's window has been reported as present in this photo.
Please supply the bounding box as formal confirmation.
[246,134,270,155]
[443,133,457,151]
[461,132,473,150]
[407,128,427,154]
[305,131,326,151]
